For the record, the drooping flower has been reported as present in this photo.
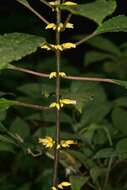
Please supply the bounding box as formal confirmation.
[62,42,76,49]
[60,140,77,148]
[58,181,71,189]
[60,99,76,107]
[38,136,55,149]
[49,102,60,110]
[63,1,77,6]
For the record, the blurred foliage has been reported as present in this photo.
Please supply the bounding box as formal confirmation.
[0,0,127,190]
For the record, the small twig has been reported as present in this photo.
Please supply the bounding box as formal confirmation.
[9,64,49,78]
[62,13,72,31]
[16,0,49,24]
[15,101,50,110]
[76,31,97,46]
[65,75,118,85]
[40,0,52,9]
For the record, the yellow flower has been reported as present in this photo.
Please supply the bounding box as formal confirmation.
[45,23,56,30]
[38,136,54,149]
[58,181,71,189]
[63,1,77,6]
[51,187,57,190]
[49,72,67,79]
[60,140,77,148]
[41,44,51,50]
[60,99,76,107]
[49,102,60,110]
[62,43,76,49]
[49,1,59,6]
[65,22,74,29]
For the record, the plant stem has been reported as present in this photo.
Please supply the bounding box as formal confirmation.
[103,157,113,190]
[52,0,61,187]
[9,65,119,85]
[76,31,97,46]
[15,101,50,110]
[8,64,49,78]
[62,13,72,31]
[65,75,118,85]
[16,0,49,24]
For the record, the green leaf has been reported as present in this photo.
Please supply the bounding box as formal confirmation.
[112,108,127,134]
[94,148,114,159]
[70,175,88,190]
[86,36,121,55]
[0,33,45,69]
[90,166,105,183]
[10,117,30,139]
[62,81,107,113]
[61,0,116,25]
[0,135,15,144]
[84,51,113,66]
[96,15,127,34]
[0,98,16,112]
[0,143,15,153]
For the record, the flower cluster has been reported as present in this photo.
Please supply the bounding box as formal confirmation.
[52,181,71,190]
[39,136,77,150]
[49,72,67,79]
[41,42,76,51]
[46,22,74,31]
[49,99,76,110]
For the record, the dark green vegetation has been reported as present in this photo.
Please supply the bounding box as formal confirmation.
[0,0,127,190]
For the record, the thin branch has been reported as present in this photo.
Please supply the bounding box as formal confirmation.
[9,65,119,85]
[40,0,52,8]
[52,0,61,187]
[15,101,50,110]
[9,64,49,78]
[65,75,118,85]
[16,0,49,24]
[62,13,72,31]
[76,31,97,46]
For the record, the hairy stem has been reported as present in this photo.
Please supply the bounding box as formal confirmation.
[52,0,61,187]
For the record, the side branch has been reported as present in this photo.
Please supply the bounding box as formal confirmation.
[15,101,50,110]
[16,0,49,24]
[9,65,49,78]
[9,65,119,85]
[76,31,97,46]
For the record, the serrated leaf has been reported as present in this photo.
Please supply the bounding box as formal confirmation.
[61,0,116,25]
[0,33,45,69]
[0,98,16,112]
[96,15,127,34]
